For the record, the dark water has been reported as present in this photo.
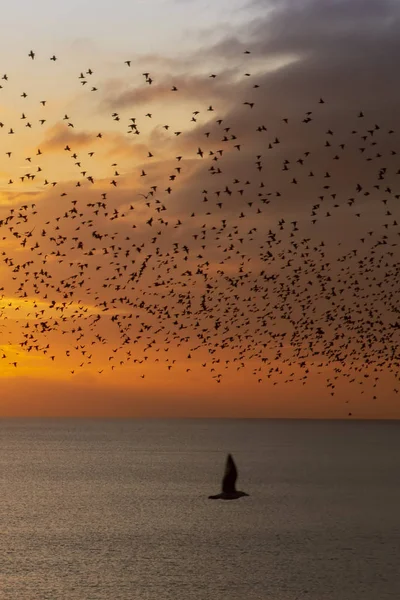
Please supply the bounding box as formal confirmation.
[1,418,399,599]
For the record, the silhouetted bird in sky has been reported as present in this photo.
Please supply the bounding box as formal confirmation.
[209,454,249,500]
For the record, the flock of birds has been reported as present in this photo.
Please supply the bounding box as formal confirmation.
[0,49,399,413]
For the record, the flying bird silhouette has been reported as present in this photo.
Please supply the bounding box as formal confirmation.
[209,454,249,500]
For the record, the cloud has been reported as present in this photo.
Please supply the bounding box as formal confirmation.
[208,0,400,110]
[41,124,95,152]
[101,71,240,112]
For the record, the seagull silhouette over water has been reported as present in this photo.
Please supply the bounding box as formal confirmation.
[208,454,249,500]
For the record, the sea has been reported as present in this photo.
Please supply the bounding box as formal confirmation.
[0,418,399,600]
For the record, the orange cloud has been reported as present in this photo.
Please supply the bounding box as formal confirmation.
[40,123,96,153]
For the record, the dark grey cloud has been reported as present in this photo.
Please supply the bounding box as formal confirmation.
[208,0,400,111]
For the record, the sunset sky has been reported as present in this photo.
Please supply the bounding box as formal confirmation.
[1,0,399,418]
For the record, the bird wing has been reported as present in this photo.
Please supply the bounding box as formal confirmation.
[222,454,237,493]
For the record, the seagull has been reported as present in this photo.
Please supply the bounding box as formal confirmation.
[208,454,249,500]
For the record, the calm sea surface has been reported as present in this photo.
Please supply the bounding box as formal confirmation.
[1,418,399,599]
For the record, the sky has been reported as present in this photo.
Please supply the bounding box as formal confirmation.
[0,0,399,417]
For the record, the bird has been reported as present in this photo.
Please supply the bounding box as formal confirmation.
[208,454,249,500]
